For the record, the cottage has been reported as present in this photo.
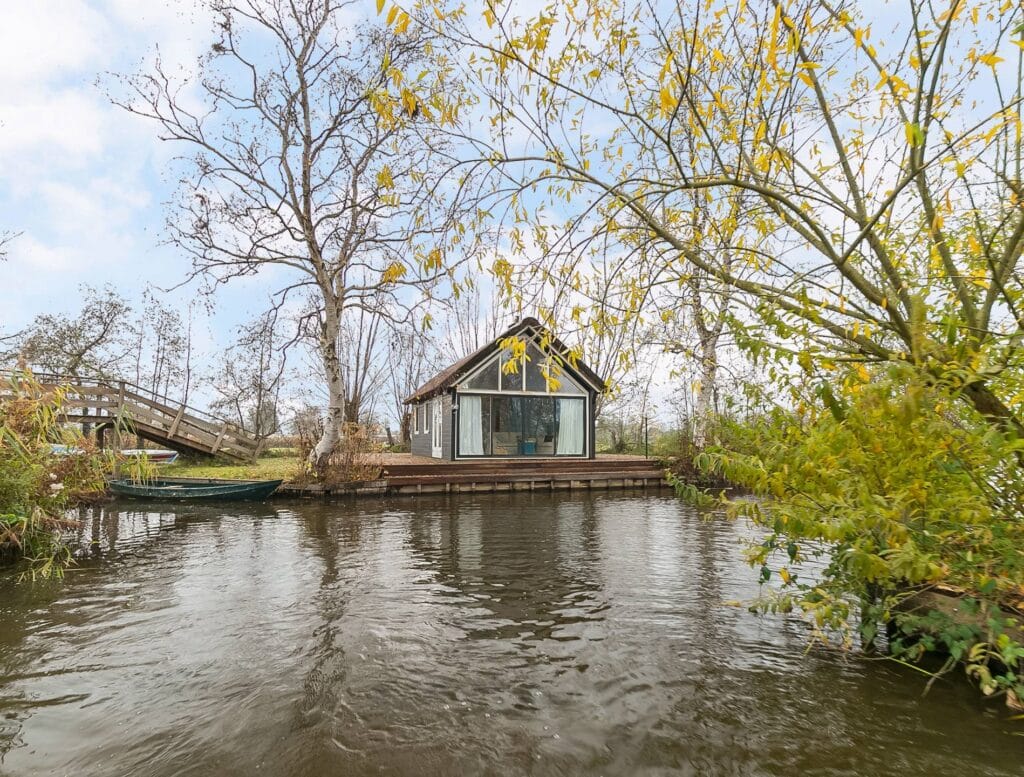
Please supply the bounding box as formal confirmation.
[404,318,605,460]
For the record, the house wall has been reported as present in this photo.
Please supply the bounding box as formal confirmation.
[408,394,455,460]
[409,400,432,457]
[589,389,597,459]
[441,393,453,460]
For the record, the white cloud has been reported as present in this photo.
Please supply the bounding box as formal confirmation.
[6,233,75,273]
[0,1,215,334]
[0,1,109,91]
[0,89,107,159]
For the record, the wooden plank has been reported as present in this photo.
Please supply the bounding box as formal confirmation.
[168,405,186,437]
[384,470,665,486]
[211,422,229,454]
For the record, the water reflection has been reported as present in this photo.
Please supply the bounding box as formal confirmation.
[0,492,1021,777]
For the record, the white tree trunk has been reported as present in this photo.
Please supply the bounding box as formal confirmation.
[692,336,718,450]
[309,299,345,470]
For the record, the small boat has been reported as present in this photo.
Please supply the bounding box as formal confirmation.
[50,444,84,456]
[119,449,180,464]
[108,477,282,501]
[51,446,180,464]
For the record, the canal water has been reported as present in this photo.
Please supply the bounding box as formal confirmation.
[0,492,1020,776]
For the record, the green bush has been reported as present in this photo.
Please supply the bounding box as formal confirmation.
[690,365,1024,705]
[1,370,111,578]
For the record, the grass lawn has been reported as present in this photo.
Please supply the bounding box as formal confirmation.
[162,455,301,482]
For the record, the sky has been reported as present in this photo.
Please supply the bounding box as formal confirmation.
[0,0,681,423]
[0,0,266,354]
[7,0,1008,427]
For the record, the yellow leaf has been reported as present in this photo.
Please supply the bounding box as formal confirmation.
[424,247,443,271]
[386,5,398,25]
[376,0,385,13]
[400,88,417,116]
[978,52,1004,67]
[381,261,407,284]
[659,85,678,116]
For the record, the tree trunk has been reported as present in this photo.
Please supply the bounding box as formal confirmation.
[691,329,720,451]
[343,397,360,425]
[400,411,411,445]
[309,300,344,471]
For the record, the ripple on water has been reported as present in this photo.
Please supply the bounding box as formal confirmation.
[0,492,1021,777]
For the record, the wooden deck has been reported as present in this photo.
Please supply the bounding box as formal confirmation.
[277,454,669,498]
[7,372,259,461]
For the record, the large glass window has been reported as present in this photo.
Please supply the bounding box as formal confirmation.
[458,394,586,457]
[464,358,499,390]
[524,342,549,392]
[500,352,523,391]
[460,341,588,395]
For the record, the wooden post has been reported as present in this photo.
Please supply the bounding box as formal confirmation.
[211,422,229,454]
[168,405,186,438]
[112,382,125,477]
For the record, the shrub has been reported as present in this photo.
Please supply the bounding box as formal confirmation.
[691,365,1024,705]
[1,370,111,578]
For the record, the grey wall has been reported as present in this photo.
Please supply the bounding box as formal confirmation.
[409,400,432,457]
[408,394,454,459]
[441,393,453,460]
[589,389,597,459]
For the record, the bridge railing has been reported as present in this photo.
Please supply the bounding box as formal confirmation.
[1,369,260,459]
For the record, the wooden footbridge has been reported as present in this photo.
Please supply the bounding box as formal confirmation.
[12,372,260,461]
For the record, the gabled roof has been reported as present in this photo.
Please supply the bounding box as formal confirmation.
[403,317,606,404]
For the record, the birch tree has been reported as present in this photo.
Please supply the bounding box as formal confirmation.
[116,0,470,469]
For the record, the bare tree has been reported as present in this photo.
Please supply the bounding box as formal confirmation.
[210,310,289,442]
[113,0,470,470]
[0,230,19,261]
[129,291,192,400]
[437,281,505,362]
[335,302,387,425]
[383,316,435,444]
[1,284,135,377]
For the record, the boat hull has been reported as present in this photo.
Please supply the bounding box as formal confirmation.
[109,478,282,501]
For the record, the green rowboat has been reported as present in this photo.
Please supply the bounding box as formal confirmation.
[109,477,283,501]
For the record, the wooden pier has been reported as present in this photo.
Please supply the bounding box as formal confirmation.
[12,372,260,461]
[277,455,669,498]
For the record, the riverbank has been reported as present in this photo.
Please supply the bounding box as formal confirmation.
[161,453,300,482]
